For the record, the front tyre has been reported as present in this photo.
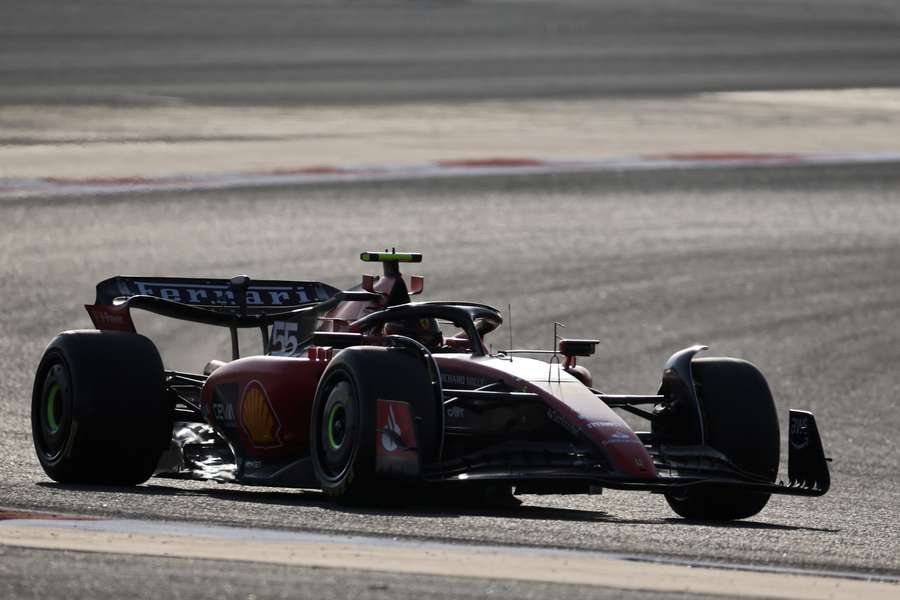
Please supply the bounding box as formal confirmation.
[310,347,439,503]
[660,357,780,521]
[31,330,173,485]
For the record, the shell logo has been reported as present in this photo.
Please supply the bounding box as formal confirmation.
[240,381,281,447]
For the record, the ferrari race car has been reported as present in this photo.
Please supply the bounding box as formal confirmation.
[32,252,830,520]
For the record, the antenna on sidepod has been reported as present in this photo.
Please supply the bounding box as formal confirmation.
[507,303,514,361]
[549,321,565,382]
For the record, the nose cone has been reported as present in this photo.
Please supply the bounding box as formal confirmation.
[527,375,656,479]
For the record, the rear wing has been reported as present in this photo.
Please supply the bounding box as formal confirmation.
[93,276,340,312]
[84,276,373,359]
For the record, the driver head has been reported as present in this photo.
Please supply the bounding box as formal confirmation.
[383,318,443,351]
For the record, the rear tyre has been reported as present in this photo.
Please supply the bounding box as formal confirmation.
[660,357,780,521]
[31,330,173,485]
[310,347,438,503]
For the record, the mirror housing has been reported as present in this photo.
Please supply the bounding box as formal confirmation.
[559,339,599,357]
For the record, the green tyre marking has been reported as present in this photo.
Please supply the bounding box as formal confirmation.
[327,403,342,450]
[46,383,60,433]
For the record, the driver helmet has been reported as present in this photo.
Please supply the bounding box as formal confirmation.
[383,317,443,351]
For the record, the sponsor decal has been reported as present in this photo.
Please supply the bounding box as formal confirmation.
[85,304,135,332]
[212,391,236,424]
[130,280,327,307]
[601,431,644,447]
[441,372,489,388]
[381,404,403,452]
[209,383,239,435]
[546,408,580,437]
[790,413,810,450]
[585,421,643,445]
[94,312,125,325]
[585,420,621,430]
[446,406,465,419]
[239,380,282,448]
[375,400,419,476]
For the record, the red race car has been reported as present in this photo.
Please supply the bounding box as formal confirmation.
[32,251,830,520]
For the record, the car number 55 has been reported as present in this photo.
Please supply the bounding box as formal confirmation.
[270,321,299,355]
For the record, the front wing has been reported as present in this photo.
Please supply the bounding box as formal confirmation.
[422,410,830,498]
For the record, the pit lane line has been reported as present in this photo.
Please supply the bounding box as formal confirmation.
[1,513,897,599]
[2,151,900,199]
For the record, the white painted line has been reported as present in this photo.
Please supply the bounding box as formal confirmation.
[1,518,897,599]
[1,152,899,199]
[708,88,900,111]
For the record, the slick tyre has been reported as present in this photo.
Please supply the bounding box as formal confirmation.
[310,347,438,503]
[662,357,780,521]
[31,330,173,485]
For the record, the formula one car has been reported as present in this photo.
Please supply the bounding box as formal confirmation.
[31,252,830,520]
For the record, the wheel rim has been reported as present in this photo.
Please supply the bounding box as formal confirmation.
[46,382,61,433]
[318,380,357,479]
[327,404,346,450]
[36,362,72,461]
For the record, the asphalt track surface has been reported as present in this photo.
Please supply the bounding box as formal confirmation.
[0,545,721,600]
[3,0,900,106]
[1,164,899,588]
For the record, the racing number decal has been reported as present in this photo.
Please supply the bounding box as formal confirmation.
[270,321,300,356]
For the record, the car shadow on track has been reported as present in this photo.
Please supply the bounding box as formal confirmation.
[37,482,839,533]
[325,504,839,533]
[38,481,237,498]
